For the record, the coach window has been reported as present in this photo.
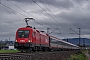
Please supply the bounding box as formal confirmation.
[57,41,60,45]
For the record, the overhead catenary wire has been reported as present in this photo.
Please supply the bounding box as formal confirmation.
[0,0,58,34]
[6,0,59,33]
[0,0,48,28]
[32,0,70,35]
[0,0,78,36]
[6,0,77,35]
[38,0,67,33]
[37,0,79,35]
[49,28,58,34]
[6,0,45,26]
[33,0,70,28]
[0,1,27,17]
[6,0,55,28]
[39,0,54,16]
[70,28,79,35]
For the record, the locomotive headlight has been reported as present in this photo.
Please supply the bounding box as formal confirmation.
[16,40,17,42]
[28,40,31,42]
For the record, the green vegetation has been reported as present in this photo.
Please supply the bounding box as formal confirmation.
[82,50,88,53]
[67,50,88,60]
[0,50,19,53]
[67,54,88,60]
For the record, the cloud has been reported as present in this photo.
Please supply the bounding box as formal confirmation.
[0,0,90,41]
[9,0,74,9]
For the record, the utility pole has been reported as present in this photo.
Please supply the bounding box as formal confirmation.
[47,28,50,34]
[9,37,10,41]
[70,28,81,46]
[78,28,81,46]
[67,38,68,42]
[83,39,85,47]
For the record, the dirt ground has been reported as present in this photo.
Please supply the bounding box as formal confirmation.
[84,51,90,60]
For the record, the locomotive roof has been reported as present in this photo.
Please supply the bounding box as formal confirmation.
[18,27,48,36]
[18,26,30,29]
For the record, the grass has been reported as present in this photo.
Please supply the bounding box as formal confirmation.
[67,54,88,60]
[67,50,88,60]
[0,50,19,53]
[82,50,88,53]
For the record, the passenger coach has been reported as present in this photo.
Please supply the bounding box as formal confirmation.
[49,36,79,51]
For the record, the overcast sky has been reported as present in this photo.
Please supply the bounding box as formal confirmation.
[0,0,90,41]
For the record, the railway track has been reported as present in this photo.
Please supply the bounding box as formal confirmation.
[0,50,80,60]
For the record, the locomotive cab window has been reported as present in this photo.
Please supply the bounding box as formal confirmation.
[18,30,30,38]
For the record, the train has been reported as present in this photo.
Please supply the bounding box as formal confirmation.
[14,26,79,52]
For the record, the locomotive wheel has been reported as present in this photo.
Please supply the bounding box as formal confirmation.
[25,48,33,52]
[42,47,45,52]
[32,47,35,52]
[35,46,39,51]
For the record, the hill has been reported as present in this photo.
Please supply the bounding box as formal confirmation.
[63,38,90,46]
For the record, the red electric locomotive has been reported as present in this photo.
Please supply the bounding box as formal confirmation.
[14,26,50,52]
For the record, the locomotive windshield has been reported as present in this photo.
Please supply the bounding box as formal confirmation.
[18,30,30,38]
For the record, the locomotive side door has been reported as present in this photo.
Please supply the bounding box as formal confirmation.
[32,32,36,45]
